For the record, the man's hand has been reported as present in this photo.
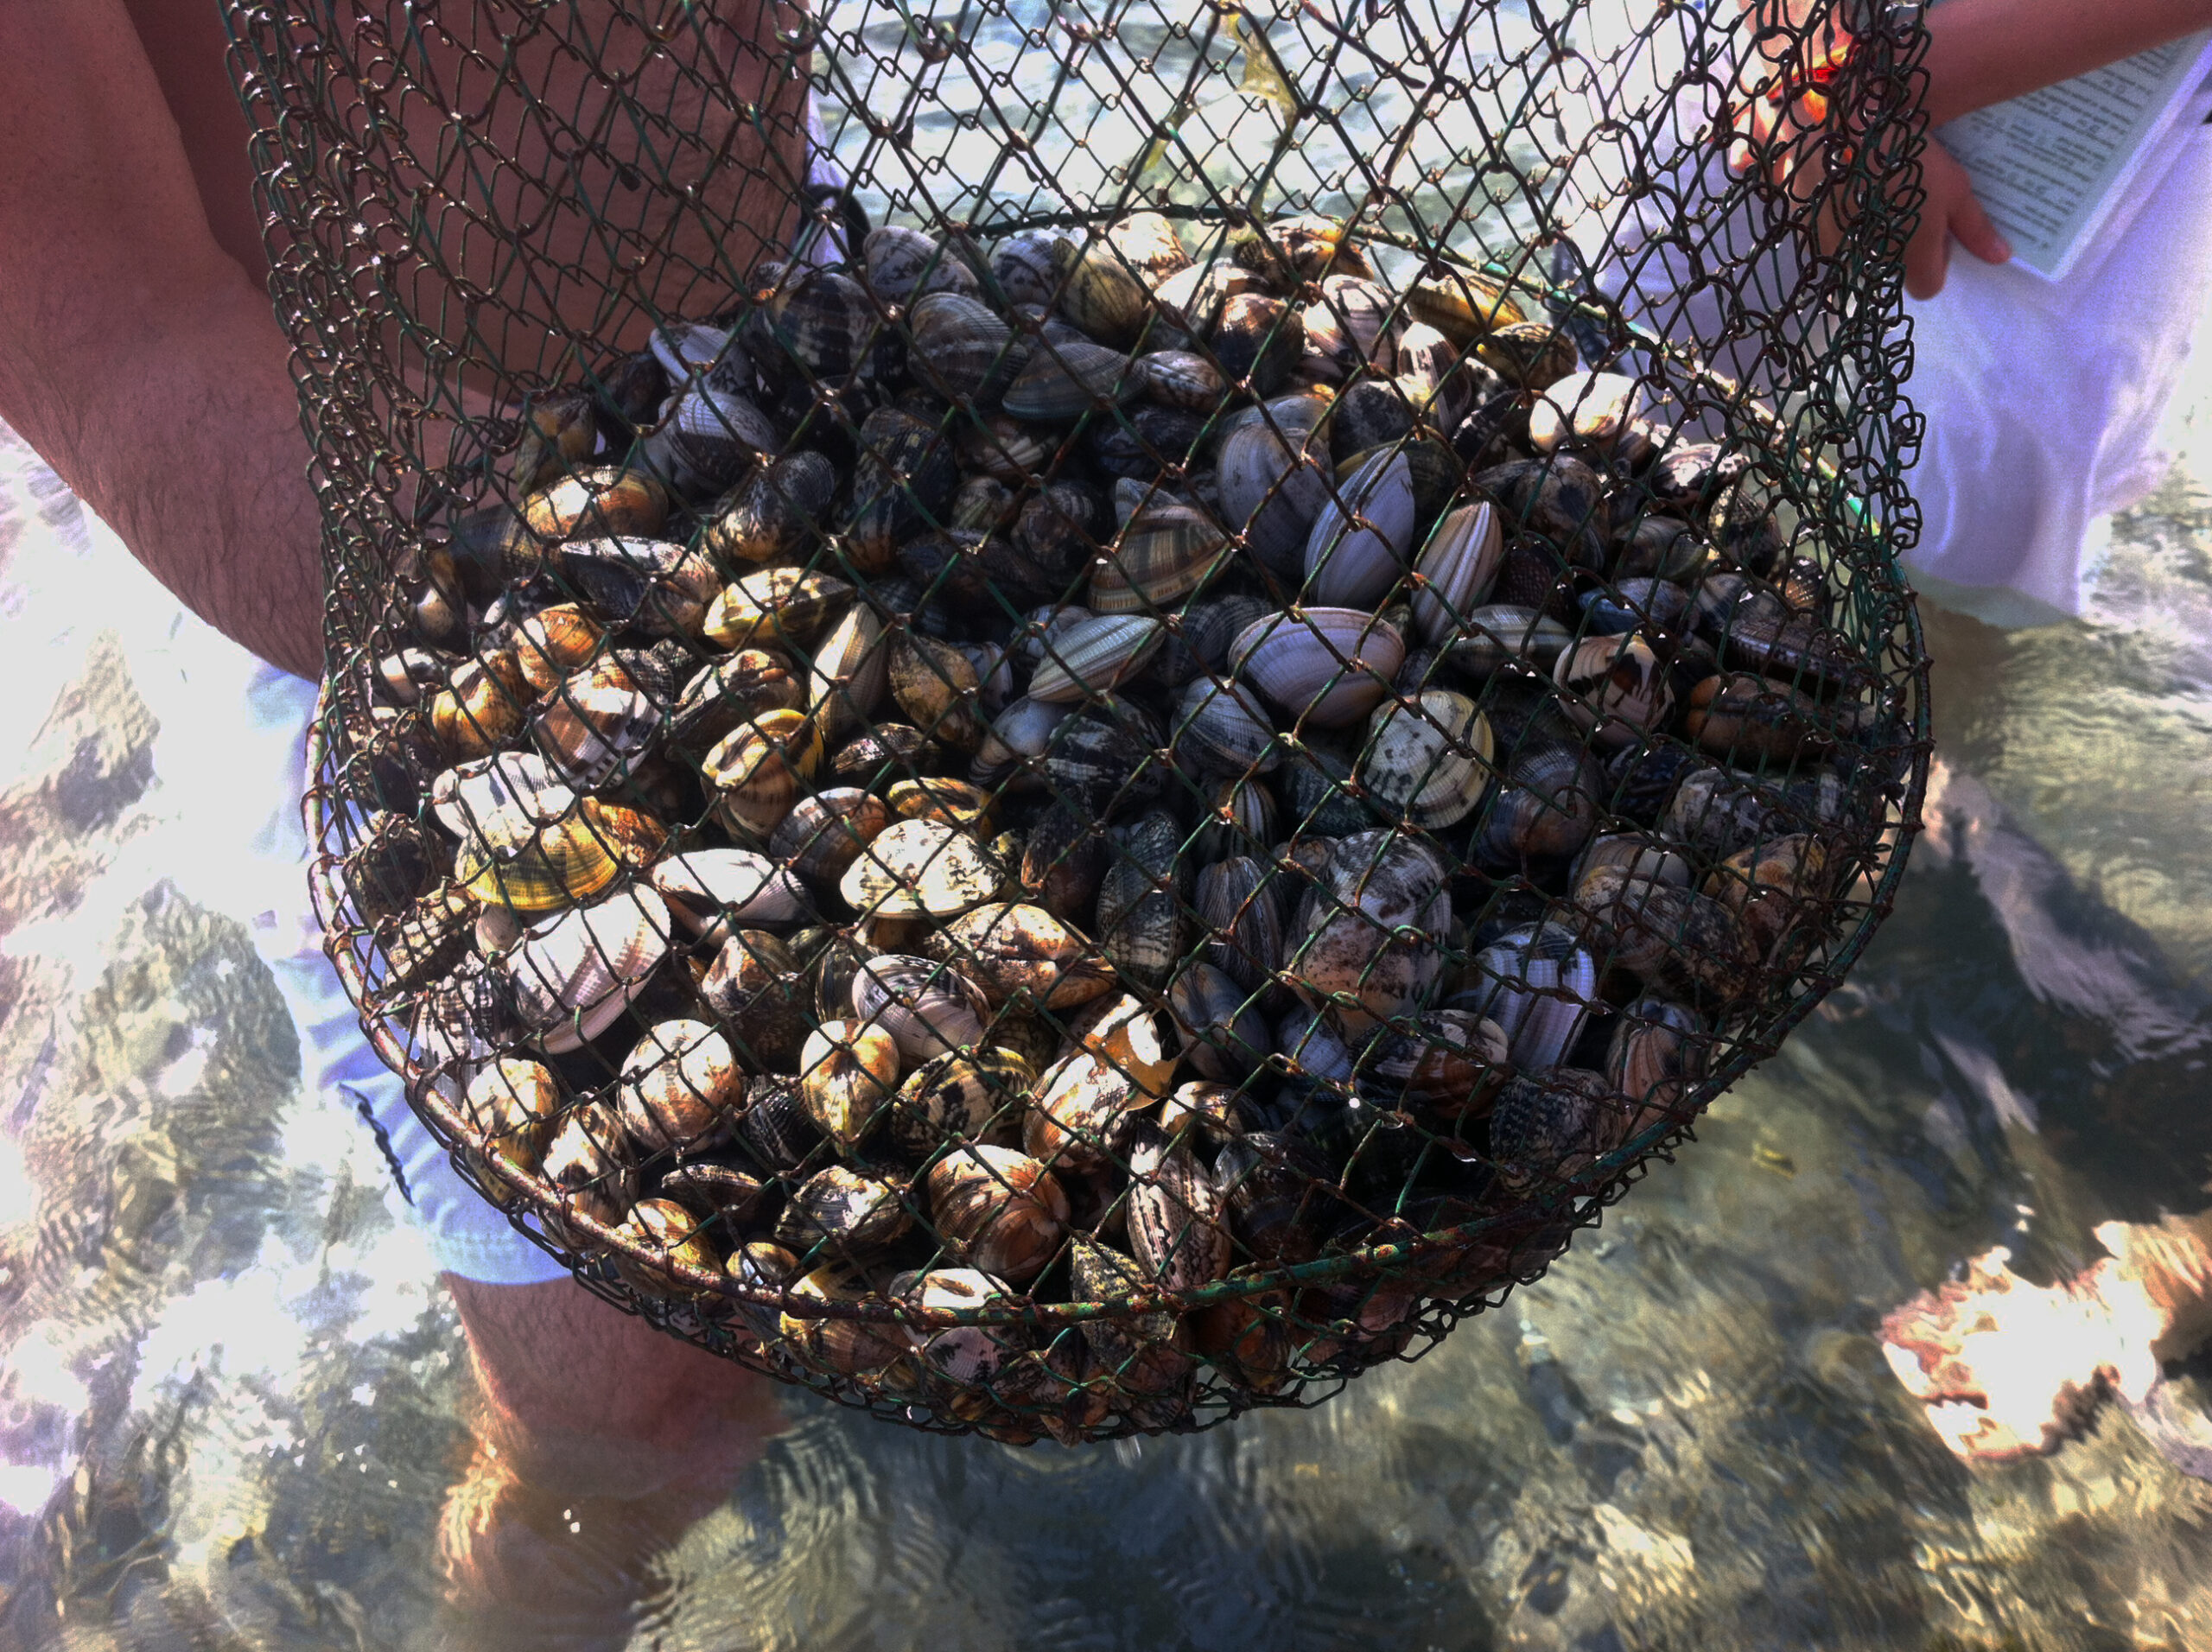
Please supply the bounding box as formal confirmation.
[1905,143,2012,299]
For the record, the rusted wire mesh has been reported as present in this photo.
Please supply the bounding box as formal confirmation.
[233,0,1932,1442]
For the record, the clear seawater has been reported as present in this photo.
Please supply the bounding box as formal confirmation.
[3,13,2211,1645]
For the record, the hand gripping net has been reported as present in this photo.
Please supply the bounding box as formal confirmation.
[238,0,1933,1442]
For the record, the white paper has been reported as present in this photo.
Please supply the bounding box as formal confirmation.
[1934,27,2212,282]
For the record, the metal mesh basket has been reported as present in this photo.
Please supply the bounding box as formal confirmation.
[234,0,1932,1442]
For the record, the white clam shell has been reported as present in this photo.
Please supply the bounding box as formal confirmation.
[851,953,990,1063]
[431,752,565,839]
[506,886,672,1053]
[650,848,810,934]
[807,604,889,745]
[1361,689,1494,830]
[1529,370,1641,454]
[1410,500,1503,646]
[1303,448,1416,608]
[1465,922,1598,1071]
[1228,607,1405,729]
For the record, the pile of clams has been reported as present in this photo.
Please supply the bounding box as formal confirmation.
[327,206,1905,1442]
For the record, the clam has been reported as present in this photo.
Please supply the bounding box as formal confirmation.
[989,227,1077,308]
[1172,676,1281,777]
[531,664,664,790]
[1094,809,1185,990]
[850,953,991,1063]
[1229,606,1404,729]
[779,1265,913,1378]
[1207,291,1303,395]
[1303,448,1417,608]
[746,267,877,384]
[798,1019,903,1152]
[702,567,854,652]
[1125,1127,1232,1293]
[1683,672,1831,766]
[863,224,981,303]
[1529,370,1643,455]
[1194,855,1287,1000]
[1471,740,1601,863]
[668,648,805,759]
[897,1268,1036,1393]
[1474,321,1578,391]
[804,605,890,747]
[454,790,663,917]
[556,537,720,637]
[929,902,1116,1010]
[1001,339,1138,422]
[1066,992,1179,1093]
[505,886,671,1053]
[1191,773,1280,865]
[925,1144,1069,1283]
[376,883,478,992]
[831,721,942,786]
[640,378,780,498]
[1283,829,1452,1037]
[658,1161,772,1234]
[886,775,996,832]
[768,786,893,885]
[1491,1069,1632,1190]
[738,1079,828,1177]
[701,450,838,566]
[1410,501,1504,645]
[1575,866,1756,1003]
[884,1048,1033,1161]
[1061,238,1151,346]
[1360,689,1494,830]
[1572,832,1694,897]
[1134,349,1226,410]
[841,817,1003,920]
[428,653,530,759]
[908,291,1024,403]
[515,465,671,550]
[1553,632,1674,752]
[1107,211,1192,284]
[1068,1234,1194,1397]
[703,708,820,842]
[460,1057,562,1191]
[1169,961,1272,1083]
[1024,1050,1146,1177]
[698,929,813,1072]
[1298,273,1399,382]
[1443,602,1573,676]
[618,1019,743,1154]
[1405,269,1524,345]
[506,385,598,493]
[1362,1009,1510,1114]
[542,1101,638,1240]
[1090,505,1231,614]
[1217,394,1333,579]
[844,408,959,575]
[887,631,984,751]
[1606,996,1708,1127]
[651,847,809,944]
[512,604,603,696]
[1703,833,1834,965]
[775,1165,914,1261]
[1460,921,1597,1071]
[1026,613,1165,702]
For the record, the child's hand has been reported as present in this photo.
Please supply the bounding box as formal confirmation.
[1905,143,2012,298]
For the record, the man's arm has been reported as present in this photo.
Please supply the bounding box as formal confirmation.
[1923,0,2212,128]
[0,1,324,678]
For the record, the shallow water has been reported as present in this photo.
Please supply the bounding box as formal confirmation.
[6,22,2212,1648]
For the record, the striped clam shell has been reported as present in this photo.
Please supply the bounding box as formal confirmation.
[512,604,601,696]
[779,1265,912,1377]
[1460,920,1598,1071]
[895,1268,1035,1389]
[1090,505,1231,614]
[1001,339,1139,423]
[430,751,562,841]
[702,566,854,652]
[776,1165,914,1260]
[702,708,820,843]
[1444,602,1573,677]
[1172,676,1281,777]
[843,408,959,575]
[752,269,877,382]
[617,1018,742,1155]
[1410,500,1504,646]
[1573,831,1694,897]
[1472,739,1602,863]
[1060,239,1152,347]
[641,379,779,499]
[1303,448,1417,609]
[1217,393,1333,579]
[798,1020,902,1152]
[885,1048,1033,1161]
[1125,1128,1232,1293]
[1475,320,1580,391]
[1026,613,1165,702]
[530,666,664,791]
[1606,996,1708,1123]
[701,450,837,568]
[1490,1070,1632,1190]
[989,228,1077,309]
[805,604,891,747]
[1191,772,1279,865]
[1553,631,1673,752]
[1529,369,1642,454]
[908,291,1024,403]
[1094,809,1185,989]
[928,902,1116,1010]
[769,786,893,885]
[1573,866,1757,1003]
[1168,960,1271,1083]
[505,886,672,1053]
[1024,1049,1146,1176]
[668,647,805,760]
[1228,606,1404,729]
[863,224,981,303]
[1134,349,1226,410]
[970,696,1071,791]
[1296,274,1399,382]
[1194,855,1287,998]
[924,1144,1069,1285]
[956,413,1058,483]
[650,847,810,939]
[1360,689,1494,830]
[454,789,663,916]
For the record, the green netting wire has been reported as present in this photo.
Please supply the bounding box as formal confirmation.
[225,0,1933,1443]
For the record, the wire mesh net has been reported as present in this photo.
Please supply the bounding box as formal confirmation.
[232,0,1933,1442]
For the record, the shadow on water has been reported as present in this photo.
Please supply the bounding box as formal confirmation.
[0,340,2210,1649]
